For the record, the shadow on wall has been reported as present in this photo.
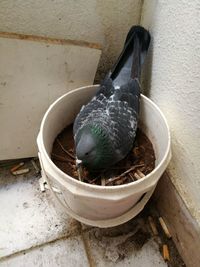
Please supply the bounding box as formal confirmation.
[141,37,154,97]
[140,0,158,96]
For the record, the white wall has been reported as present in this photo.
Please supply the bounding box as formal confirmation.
[0,0,142,78]
[2,0,199,225]
[141,0,200,224]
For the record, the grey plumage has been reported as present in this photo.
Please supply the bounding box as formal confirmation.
[73,26,151,169]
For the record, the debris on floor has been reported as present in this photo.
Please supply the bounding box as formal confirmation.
[0,158,185,267]
[80,202,186,267]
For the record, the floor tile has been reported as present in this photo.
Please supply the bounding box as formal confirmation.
[0,166,80,258]
[83,219,168,267]
[0,236,88,267]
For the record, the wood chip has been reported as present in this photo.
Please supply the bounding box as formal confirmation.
[134,169,145,180]
[115,176,129,185]
[163,244,170,261]
[101,177,106,186]
[128,173,135,181]
[136,169,145,178]
[159,217,172,239]
[134,172,142,180]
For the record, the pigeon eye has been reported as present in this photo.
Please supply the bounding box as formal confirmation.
[85,152,89,156]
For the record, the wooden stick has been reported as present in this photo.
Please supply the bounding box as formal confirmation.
[129,173,135,181]
[56,139,75,159]
[163,244,170,261]
[136,169,145,178]
[88,177,99,184]
[159,217,172,239]
[105,164,144,185]
[134,172,142,180]
[101,177,106,186]
[115,176,129,185]
[76,165,82,181]
[51,153,74,163]
[134,169,145,180]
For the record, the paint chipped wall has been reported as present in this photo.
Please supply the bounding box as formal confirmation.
[0,0,142,80]
[141,0,200,224]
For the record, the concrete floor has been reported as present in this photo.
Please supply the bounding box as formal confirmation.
[0,160,177,267]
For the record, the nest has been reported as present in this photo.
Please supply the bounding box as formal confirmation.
[51,125,155,186]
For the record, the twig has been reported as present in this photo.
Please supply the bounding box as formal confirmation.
[134,169,145,180]
[52,153,74,163]
[115,176,129,185]
[88,177,99,184]
[105,164,144,185]
[77,166,82,181]
[56,139,75,159]
[128,173,135,181]
[136,169,145,178]
[101,177,106,186]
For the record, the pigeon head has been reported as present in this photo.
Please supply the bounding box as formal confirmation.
[75,124,113,169]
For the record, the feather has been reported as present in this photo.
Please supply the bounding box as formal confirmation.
[73,26,151,169]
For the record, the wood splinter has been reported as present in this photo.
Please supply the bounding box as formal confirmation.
[134,169,145,180]
[101,177,106,186]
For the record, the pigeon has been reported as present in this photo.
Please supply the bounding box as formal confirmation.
[73,25,151,169]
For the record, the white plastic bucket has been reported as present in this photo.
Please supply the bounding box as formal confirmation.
[37,85,171,228]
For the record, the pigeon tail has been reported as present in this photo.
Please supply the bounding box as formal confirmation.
[131,26,151,80]
[110,25,150,87]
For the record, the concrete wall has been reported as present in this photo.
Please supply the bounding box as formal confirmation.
[141,0,200,224]
[0,0,142,79]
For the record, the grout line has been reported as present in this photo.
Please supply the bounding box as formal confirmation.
[0,31,102,50]
[0,230,81,263]
[80,223,96,267]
